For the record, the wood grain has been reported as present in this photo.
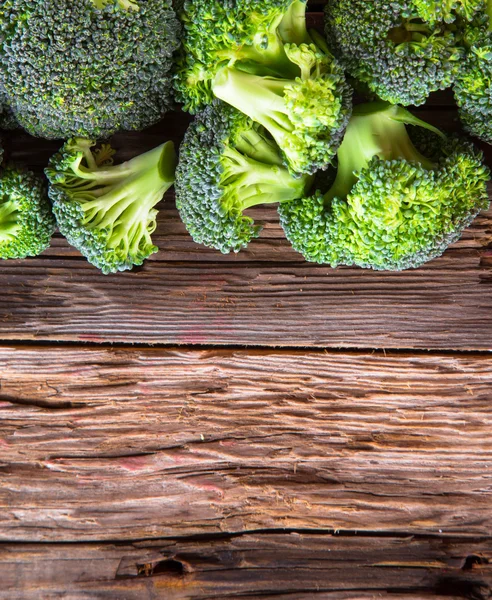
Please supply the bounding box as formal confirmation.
[0,346,491,542]
[1,106,491,349]
[1,534,491,599]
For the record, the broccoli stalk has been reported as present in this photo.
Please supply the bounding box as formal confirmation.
[279,101,490,270]
[213,43,352,175]
[323,103,442,205]
[220,144,308,213]
[46,139,177,274]
[175,102,313,254]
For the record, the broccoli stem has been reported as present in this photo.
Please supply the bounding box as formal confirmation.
[0,200,20,242]
[221,146,309,210]
[78,142,176,251]
[324,103,441,205]
[278,0,309,45]
[213,68,295,155]
[488,0,492,31]
[73,143,173,185]
[235,128,284,167]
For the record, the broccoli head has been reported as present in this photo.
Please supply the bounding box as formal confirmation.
[453,3,492,143]
[0,166,55,259]
[0,0,180,139]
[46,138,177,274]
[279,102,490,271]
[325,0,463,106]
[175,0,352,175]
[175,101,313,254]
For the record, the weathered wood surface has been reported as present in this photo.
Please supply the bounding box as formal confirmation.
[1,346,491,542]
[1,534,491,599]
[1,106,491,349]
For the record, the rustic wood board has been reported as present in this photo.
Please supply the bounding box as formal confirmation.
[0,107,491,350]
[1,534,491,599]
[1,346,491,542]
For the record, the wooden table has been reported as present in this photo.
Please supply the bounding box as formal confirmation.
[1,5,492,599]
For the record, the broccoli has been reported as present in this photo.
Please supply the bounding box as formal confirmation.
[175,101,313,254]
[325,0,463,106]
[453,2,492,143]
[0,0,180,139]
[175,0,352,175]
[0,166,55,259]
[279,102,490,271]
[46,138,177,274]
[412,0,484,23]
[0,92,17,131]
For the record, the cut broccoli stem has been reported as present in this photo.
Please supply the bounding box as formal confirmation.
[488,0,492,30]
[0,200,21,243]
[324,103,444,205]
[213,68,297,158]
[78,142,175,252]
[278,0,309,45]
[69,141,172,185]
[221,146,309,210]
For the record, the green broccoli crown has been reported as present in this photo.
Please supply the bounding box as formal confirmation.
[412,0,484,23]
[175,101,313,254]
[279,102,490,271]
[0,165,55,259]
[0,0,180,139]
[325,0,463,106]
[453,3,492,142]
[46,138,176,274]
[175,0,352,175]
[174,0,300,113]
[212,39,353,175]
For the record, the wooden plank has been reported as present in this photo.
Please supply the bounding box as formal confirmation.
[1,534,491,599]
[0,244,491,348]
[2,106,491,348]
[0,346,491,542]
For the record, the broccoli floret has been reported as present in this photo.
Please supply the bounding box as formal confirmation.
[174,0,299,112]
[412,0,484,23]
[0,166,55,259]
[453,3,492,143]
[325,0,463,106]
[279,102,490,271]
[175,0,352,175]
[0,0,180,139]
[175,101,313,254]
[46,139,176,274]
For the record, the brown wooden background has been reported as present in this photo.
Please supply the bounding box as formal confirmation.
[0,3,491,598]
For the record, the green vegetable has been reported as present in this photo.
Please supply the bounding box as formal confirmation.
[412,0,484,23]
[0,166,55,259]
[453,1,492,143]
[46,138,177,274]
[325,0,463,106]
[175,101,313,254]
[279,102,490,271]
[175,0,352,175]
[0,0,180,139]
